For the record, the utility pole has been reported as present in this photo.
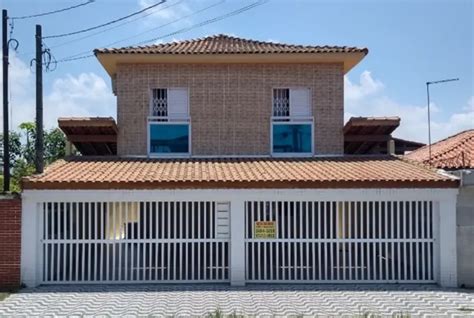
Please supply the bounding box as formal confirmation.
[2,9,10,191]
[35,24,44,174]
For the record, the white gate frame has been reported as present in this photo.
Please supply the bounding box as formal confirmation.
[21,188,458,287]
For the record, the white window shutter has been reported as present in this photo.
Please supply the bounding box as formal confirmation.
[289,88,311,118]
[167,88,189,119]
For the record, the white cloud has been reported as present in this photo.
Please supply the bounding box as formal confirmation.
[345,71,474,143]
[345,71,384,101]
[0,54,116,131]
[45,73,116,127]
[465,96,474,112]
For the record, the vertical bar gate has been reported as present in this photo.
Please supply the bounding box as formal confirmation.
[40,201,230,284]
[245,201,435,283]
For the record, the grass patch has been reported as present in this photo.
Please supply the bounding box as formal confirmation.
[0,293,10,301]
[206,308,224,318]
[353,311,411,318]
[459,307,474,312]
[206,308,245,318]
[392,313,411,318]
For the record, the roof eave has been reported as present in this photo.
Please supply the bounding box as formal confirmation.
[95,51,368,77]
[22,179,459,190]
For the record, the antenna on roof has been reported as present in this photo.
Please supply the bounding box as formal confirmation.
[426,78,459,166]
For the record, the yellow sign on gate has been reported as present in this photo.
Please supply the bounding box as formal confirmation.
[255,221,276,239]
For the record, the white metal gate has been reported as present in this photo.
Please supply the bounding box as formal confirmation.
[245,201,436,283]
[40,201,230,284]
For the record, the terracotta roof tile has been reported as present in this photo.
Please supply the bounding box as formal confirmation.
[22,156,457,190]
[405,129,474,169]
[94,34,368,55]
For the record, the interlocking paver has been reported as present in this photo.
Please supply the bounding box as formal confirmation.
[0,284,473,317]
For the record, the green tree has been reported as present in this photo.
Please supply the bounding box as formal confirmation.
[44,128,66,164]
[1,122,68,192]
[0,131,22,163]
[18,122,36,164]
[18,122,67,164]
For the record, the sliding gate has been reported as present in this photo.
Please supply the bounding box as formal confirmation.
[245,201,436,283]
[40,201,230,284]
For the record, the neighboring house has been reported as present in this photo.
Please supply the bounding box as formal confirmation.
[343,116,425,155]
[20,35,459,288]
[406,129,474,287]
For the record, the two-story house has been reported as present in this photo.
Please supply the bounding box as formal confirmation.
[20,35,459,288]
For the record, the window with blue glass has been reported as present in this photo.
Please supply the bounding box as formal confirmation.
[272,124,312,153]
[149,124,189,154]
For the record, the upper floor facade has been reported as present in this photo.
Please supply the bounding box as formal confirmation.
[95,35,368,157]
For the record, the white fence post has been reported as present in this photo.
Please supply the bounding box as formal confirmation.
[21,198,40,287]
[438,193,458,287]
[230,199,246,286]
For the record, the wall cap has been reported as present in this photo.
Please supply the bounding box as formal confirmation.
[0,193,21,200]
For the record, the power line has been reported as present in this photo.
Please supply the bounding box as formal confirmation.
[10,0,95,20]
[137,0,265,46]
[45,0,185,50]
[57,0,224,60]
[43,0,166,39]
[55,0,266,64]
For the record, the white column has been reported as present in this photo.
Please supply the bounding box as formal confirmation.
[21,197,41,287]
[230,199,246,286]
[437,193,458,287]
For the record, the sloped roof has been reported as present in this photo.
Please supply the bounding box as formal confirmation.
[344,117,400,154]
[22,156,457,190]
[343,116,425,155]
[94,34,368,55]
[405,129,474,169]
[58,117,118,156]
[94,34,368,76]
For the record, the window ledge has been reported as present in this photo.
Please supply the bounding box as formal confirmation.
[271,153,314,158]
[148,154,191,159]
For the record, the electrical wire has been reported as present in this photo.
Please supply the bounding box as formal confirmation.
[54,0,266,64]
[44,0,185,50]
[137,0,265,46]
[43,0,166,39]
[57,0,224,60]
[9,0,95,20]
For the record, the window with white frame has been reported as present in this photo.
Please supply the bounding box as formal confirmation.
[271,88,313,155]
[148,88,190,155]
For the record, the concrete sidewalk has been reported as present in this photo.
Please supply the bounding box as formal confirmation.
[0,284,473,317]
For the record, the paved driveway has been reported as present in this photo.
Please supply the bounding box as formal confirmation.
[0,284,473,317]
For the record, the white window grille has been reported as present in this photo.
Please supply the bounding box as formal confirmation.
[151,89,168,117]
[273,89,290,117]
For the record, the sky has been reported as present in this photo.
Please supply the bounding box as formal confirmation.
[0,0,473,143]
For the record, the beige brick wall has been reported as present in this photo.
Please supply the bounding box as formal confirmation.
[116,63,344,156]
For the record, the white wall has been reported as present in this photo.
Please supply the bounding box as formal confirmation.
[21,188,459,287]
